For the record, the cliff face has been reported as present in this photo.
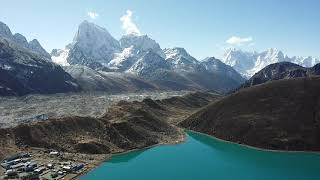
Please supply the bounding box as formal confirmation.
[180,77,320,151]
[0,92,220,160]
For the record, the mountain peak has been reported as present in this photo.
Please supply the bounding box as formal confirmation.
[74,21,117,44]
[165,47,188,55]
[163,47,190,58]
[265,48,283,56]
[12,33,28,47]
[29,39,41,46]
[65,21,120,68]
[266,47,279,52]
[202,56,219,62]
[127,51,170,76]
[78,20,105,31]
[119,34,164,58]
[0,21,12,39]
[163,47,198,65]
[28,39,51,59]
[201,56,245,83]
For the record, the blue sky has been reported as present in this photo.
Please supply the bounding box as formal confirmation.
[0,0,319,59]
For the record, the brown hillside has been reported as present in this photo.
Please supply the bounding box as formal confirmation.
[180,77,320,151]
[0,92,220,160]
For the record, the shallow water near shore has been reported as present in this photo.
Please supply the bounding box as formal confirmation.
[81,131,320,180]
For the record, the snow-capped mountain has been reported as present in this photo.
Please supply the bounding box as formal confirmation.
[163,47,203,72]
[120,34,164,57]
[65,20,121,69]
[108,34,165,70]
[222,48,320,79]
[127,51,170,76]
[50,21,245,93]
[0,21,51,59]
[291,56,319,68]
[201,57,245,83]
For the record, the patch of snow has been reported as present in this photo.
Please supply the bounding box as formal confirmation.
[108,46,135,67]
[0,64,13,70]
[51,49,70,66]
[65,80,78,87]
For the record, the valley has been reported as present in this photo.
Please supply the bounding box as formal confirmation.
[0,90,191,128]
[1,2,320,179]
[0,91,221,179]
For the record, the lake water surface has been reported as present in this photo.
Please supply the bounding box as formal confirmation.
[82,131,320,180]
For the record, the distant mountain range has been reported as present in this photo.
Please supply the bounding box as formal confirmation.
[50,20,245,93]
[0,20,245,96]
[2,20,319,96]
[222,48,320,79]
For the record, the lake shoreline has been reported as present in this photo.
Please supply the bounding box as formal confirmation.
[80,129,320,180]
[79,128,320,179]
[187,129,320,155]
[78,128,187,179]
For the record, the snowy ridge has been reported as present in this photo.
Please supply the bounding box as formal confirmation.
[107,34,165,70]
[163,47,203,72]
[108,46,136,70]
[127,51,170,76]
[120,34,165,58]
[0,21,51,59]
[163,47,198,65]
[222,48,320,78]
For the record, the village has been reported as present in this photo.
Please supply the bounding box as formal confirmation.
[0,149,101,180]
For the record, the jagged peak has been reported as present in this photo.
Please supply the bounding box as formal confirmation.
[164,47,188,54]
[0,21,12,38]
[74,21,117,44]
[202,56,219,62]
[29,39,41,46]
[13,33,27,41]
[12,33,28,47]
[28,39,51,59]
[78,20,107,32]
[119,33,164,58]
[121,33,147,39]
[163,47,198,64]
[120,34,159,47]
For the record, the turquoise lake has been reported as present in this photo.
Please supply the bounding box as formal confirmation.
[81,131,320,180]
